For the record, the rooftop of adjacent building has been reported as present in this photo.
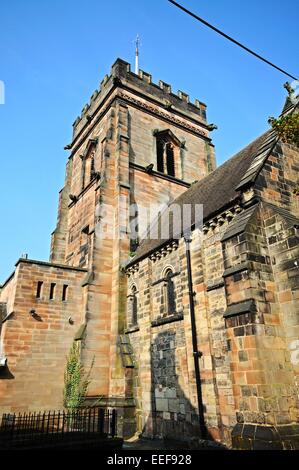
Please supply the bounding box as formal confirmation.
[0,258,87,290]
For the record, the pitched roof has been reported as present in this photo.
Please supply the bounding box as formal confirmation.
[126,128,278,267]
[236,100,299,191]
[221,203,259,242]
[264,202,299,228]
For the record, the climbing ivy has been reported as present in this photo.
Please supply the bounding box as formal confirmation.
[268,82,299,147]
[63,341,94,411]
[268,113,299,147]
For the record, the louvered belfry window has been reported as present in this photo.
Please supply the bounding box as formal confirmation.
[155,130,180,178]
[166,143,175,177]
[156,139,164,173]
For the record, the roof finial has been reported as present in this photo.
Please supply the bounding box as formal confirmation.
[134,34,140,74]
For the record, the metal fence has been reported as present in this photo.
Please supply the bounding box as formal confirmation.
[0,407,117,449]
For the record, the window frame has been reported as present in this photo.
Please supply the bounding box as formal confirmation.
[162,267,177,316]
[127,284,139,327]
[154,130,182,178]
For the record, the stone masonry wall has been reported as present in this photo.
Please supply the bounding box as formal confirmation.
[126,244,200,440]
[126,223,238,446]
[255,142,299,217]
[0,260,86,414]
[199,225,237,444]
[222,201,299,449]
[127,102,213,182]
[263,204,299,424]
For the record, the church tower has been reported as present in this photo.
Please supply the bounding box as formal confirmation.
[50,58,216,428]
[0,58,215,430]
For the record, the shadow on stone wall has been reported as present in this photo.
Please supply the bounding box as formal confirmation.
[141,330,226,448]
[0,366,14,380]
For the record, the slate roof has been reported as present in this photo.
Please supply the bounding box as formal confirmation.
[221,200,299,243]
[126,126,285,267]
[235,130,278,190]
[223,299,257,318]
[221,203,259,242]
[282,96,296,115]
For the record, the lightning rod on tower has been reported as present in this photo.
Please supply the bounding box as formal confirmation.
[135,34,140,74]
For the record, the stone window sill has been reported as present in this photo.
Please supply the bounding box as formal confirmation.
[151,312,183,328]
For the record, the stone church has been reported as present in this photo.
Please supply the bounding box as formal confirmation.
[0,58,298,449]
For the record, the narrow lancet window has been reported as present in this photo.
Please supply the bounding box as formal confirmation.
[36,281,43,299]
[62,284,68,301]
[128,285,138,327]
[157,139,164,173]
[164,269,176,315]
[166,143,175,177]
[49,283,56,300]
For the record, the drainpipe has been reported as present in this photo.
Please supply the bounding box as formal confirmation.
[184,234,206,438]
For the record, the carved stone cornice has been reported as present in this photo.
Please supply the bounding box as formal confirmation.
[126,263,140,276]
[69,85,211,159]
[117,91,208,139]
[202,204,243,234]
[149,240,179,263]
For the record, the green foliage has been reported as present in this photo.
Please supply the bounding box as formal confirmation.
[268,113,299,147]
[63,341,94,411]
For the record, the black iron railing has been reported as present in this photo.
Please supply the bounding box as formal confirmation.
[0,407,117,449]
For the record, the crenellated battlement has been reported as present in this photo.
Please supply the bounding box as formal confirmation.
[71,58,208,141]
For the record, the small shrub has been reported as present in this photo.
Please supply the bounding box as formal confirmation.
[63,341,94,411]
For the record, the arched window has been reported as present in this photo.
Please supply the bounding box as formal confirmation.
[155,130,182,178]
[128,285,138,326]
[131,285,138,325]
[164,269,176,315]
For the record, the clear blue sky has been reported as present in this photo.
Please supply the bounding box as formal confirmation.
[0,0,298,281]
